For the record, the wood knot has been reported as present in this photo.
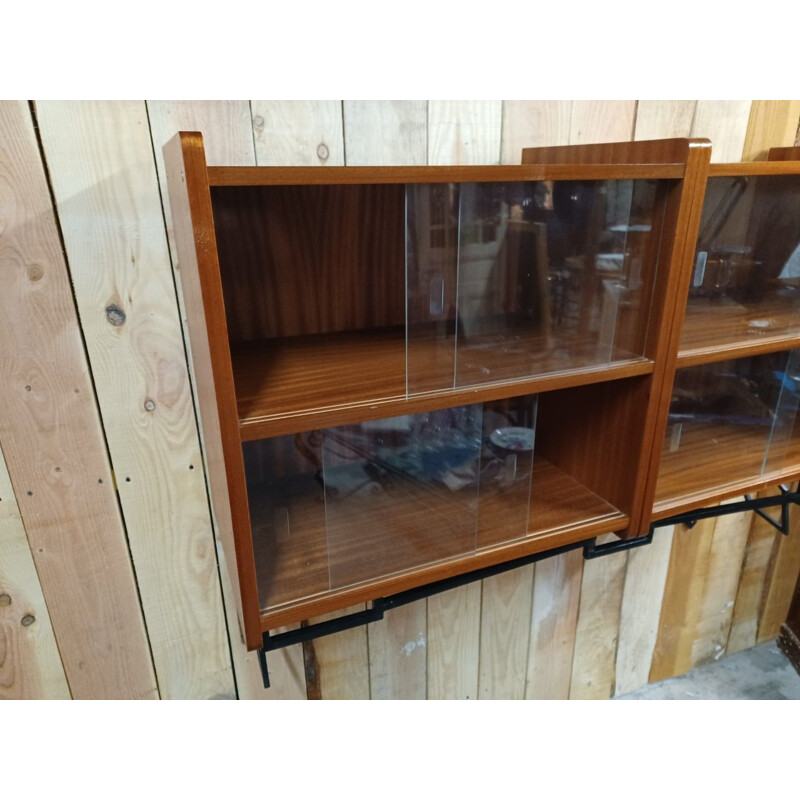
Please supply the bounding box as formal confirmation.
[316,143,329,161]
[21,614,35,627]
[105,304,126,326]
[0,594,11,607]
[253,115,265,132]
[143,399,156,412]
[27,264,44,281]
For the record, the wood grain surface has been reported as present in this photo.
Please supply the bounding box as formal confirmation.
[35,100,235,699]
[0,100,157,699]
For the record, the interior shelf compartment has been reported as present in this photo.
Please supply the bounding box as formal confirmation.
[655,348,800,517]
[212,176,668,437]
[244,390,628,627]
[678,171,800,362]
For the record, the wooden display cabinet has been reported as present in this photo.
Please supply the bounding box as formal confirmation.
[164,133,709,650]
[654,147,800,519]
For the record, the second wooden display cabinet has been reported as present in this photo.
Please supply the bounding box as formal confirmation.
[166,133,718,652]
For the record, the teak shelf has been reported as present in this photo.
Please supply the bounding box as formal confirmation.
[165,133,714,650]
[653,146,800,519]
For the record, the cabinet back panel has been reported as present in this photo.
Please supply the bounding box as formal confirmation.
[211,184,405,342]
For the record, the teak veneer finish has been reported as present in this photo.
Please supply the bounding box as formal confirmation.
[653,145,800,519]
[166,133,713,646]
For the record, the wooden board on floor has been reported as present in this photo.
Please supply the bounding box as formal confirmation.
[35,101,235,700]
[0,100,157,699]
[525,549,584,700]
[0,443,70,699]
[148,100,306,699]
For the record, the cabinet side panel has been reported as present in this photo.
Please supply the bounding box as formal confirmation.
[163,132,262,651]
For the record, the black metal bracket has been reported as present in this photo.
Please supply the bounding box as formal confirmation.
[256,485,799,688]
[658,485,800,535]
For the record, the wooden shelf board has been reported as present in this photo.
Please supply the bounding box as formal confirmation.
[208,164,685,188]
[233,327,654,440]
[678,296,800,366]
[254,455,626,629]
[654,420,800,518]
[709,162,800,177]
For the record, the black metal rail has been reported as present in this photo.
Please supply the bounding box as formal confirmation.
[257,485,800,688]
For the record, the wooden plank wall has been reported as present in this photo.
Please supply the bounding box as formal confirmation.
[1,99,799,699]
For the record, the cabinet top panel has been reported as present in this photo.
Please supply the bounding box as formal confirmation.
[207,164,685,186]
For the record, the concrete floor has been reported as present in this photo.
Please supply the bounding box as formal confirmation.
[616,641,800,700]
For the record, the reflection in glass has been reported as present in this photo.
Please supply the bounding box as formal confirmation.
[406,179,664,393]
[684,175,800,351]
[246,395,538,611]
[658,350,800,504]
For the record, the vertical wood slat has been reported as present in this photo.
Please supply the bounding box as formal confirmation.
[425,101,501,700]
[727,507,781,654]
[0,100,157,699]
[35,101,235,700]
[251,101,345,167]
[633,101,696,140]
[569,101,637,144]
[741,101,800,161]
[148,101,306,699]
[690,100,752,162]
[614,525,674,696]
[569,537,628,699]
[0,443,70,699]
[340,101,428,699]
[525,549,583,699]
[500,101,572,163]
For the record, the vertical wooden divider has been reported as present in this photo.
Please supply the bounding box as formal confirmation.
[0,101,157,699]
[341,101,429,698]
[426,101,501,700]
[34,101,235,700]
[741,101,800,161]
[148,101,307,699]
[0,442,70,699]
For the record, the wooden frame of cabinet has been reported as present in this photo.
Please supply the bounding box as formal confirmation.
[164,133,710,650]
[653,146,800,520]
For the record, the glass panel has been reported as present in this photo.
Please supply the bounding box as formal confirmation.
[764,348,800,473]
[477,396,538,548]
[405,179,664,394]
[322,405,483,589]
[406,183,460,393]
[244,434,329,611]
[657,352,792,504]
[683,175,800,352]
